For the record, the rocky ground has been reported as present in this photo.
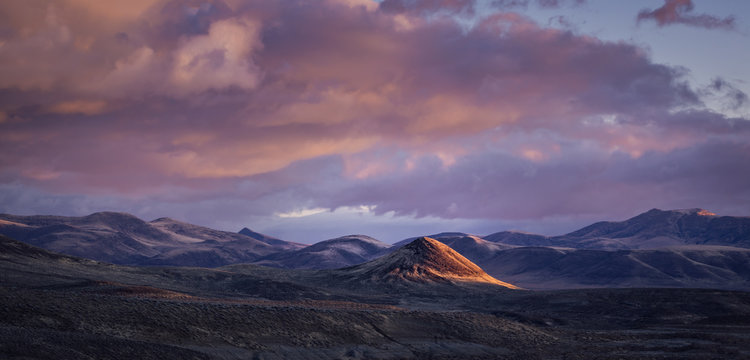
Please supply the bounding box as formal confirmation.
[2,284,749,359]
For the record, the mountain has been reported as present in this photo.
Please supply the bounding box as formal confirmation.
[483,231,553,247]
[0,212,177,264]
[334,237,519,288]
[3,208,750,291]
[560,208,750,249]
[396,233,515,263]
[485,208,750,250]
[377,211,750,291]
[0,212,301,267]
[253,235,391,269]
[478,246,750,290]
[392,232,474,247]
[238,227,301,247]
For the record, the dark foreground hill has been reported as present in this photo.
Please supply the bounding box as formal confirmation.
[2,234,750,359]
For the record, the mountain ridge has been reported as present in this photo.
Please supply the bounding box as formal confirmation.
[2,208,750,290]
[253,234,391,269]
[0,212,302,267]
[485,208,750,250]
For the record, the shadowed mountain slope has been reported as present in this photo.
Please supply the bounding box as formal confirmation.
[479,246,750,291]
[0,234,88,263]
[485,208,750,250]
[238,227,302,248]
[483,231,552,248]
[253,235,391,269]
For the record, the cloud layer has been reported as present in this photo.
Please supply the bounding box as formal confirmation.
[0,0,748,237]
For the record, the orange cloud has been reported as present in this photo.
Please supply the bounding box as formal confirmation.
[404,95,521,135]
[158,135,379,178]
[260,87,392,127]
[46,100,108,115]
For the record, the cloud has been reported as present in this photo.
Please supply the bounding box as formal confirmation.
[275,136,750,222]
[0,0,698,187]
[637,0,735,30]
[45,100,109,115]
[534,0,585,8]
[0,0,747,233]
[379,0,478,15]
[707,78,749,111]
[276,207,329,218]
[95,17,263,97]
[171,17,262,94]
[379,0,585,15]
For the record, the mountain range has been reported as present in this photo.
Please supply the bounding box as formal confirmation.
[485,208,750,249]
[0,212,304,267]
[1,207,749,290]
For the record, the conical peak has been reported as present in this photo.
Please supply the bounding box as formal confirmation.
[373,237,519,288]
[397,237,484,276]
[238,227,257,236]
[403,236,445,253]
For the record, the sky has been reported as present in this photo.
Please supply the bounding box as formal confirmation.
[1,0,749,244]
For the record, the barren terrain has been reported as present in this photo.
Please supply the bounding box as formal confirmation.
[2,235,749,359]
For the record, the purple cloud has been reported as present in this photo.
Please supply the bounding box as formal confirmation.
[282,136,750,222]
[637,0,736,30]
[708,78,749,110]
[380,0,584,14]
